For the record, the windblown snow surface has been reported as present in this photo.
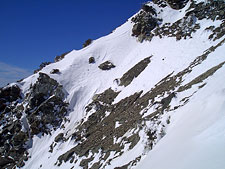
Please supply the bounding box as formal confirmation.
[8,0,225,169]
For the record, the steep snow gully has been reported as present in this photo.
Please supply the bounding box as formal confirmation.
[0,0,225,169]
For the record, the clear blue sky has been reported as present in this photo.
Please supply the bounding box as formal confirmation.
[0,0,147,86]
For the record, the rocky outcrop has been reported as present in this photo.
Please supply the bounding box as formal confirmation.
[119,56,151,86]
[83,39,92,48]
[187,0,225,41]
[34,62,52,74]
[55,51,70,62]
[165,0,189,9]
[55,133,65,142]
[34,51,70,74]
[132,0,225,42]
[98,61,115,70]
[0,156,15,168]
[0,85,21,112]
[152,0,188,9]
[131,5,160,42]
[0,72,68,169]
[26,73,67,135]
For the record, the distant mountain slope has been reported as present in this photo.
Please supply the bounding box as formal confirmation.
[0,0,225,169]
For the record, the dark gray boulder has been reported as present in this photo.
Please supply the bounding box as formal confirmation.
[89,57,95,64]
[98,61,115,70]
[0,85,21,112]
[50,69,60,74]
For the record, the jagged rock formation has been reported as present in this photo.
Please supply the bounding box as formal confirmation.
[165,0,189,9]
[131,4,160,42]
[132,0,225,42]
[1,0,225,169]
[119,57,151,86]
[0,73,68,169]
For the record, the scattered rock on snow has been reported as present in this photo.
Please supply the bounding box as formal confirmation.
[98,61,115,70]
[50,69,60,74]
[55,51,70,62]
[34,62,51,74]
[89,57,95,64]
[83,39,92,48]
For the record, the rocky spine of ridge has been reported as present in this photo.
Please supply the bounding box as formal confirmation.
[132,0,225,42]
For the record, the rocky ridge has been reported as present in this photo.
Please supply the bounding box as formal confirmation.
[132,0,225,42]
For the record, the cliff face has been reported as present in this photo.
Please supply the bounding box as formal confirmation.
[1,0,225,169]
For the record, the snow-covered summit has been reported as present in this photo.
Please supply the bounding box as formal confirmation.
[0,0,225,168]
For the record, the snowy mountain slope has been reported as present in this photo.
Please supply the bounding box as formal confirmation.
[0,0,225,169]
[138,67,225,169]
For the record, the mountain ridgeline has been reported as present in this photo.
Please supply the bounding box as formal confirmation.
[0,0,225,169]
